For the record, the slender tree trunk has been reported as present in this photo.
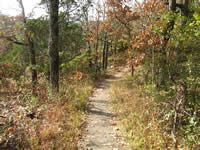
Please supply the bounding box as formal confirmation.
[85,10,92,70]
[17,0,37,86]
[95,15,100,78]
[105,40,109,70]
[29,39,37,85]
[127,28,134,76]
[131,64,134,77]
[102,34,107,71]
[183,0,189,16]
[88,41,92,69]
[157,0,176,88]
[152,48,155,85]
[114,39,117,55]
[169,0,176,11]
[168,1,178,149]
[102,42,106,70]
[95,38,99,77]
[181,0,189,25]
[110,40,113,55]
[48,0,59,94]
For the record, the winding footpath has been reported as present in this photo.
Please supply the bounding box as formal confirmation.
[78,67,130,150]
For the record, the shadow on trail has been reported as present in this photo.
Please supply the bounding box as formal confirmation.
[78,67,130,150]
[96,74,120,89]
[87,108,115,118]
[91,100,111,104]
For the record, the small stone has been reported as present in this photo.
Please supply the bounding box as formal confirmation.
[114,127,119,131]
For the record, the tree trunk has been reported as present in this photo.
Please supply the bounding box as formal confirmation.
[127,28,134,76]
[95,18,100,78]
[102,42,106,70]
[102,34,107,71]
[17,0,38,86]
[157,0,176,88]
[152,48,155,85]
[110,41,113,55]
[105,40,109,70]
[182,0,189,24]
[114,39,117,55]
[168,1,178,148]
[99,40,104,73]
[87,41,92,69]
[95,38,99,77]
[48,0,59,94]
[29,39,37,85]
[169,0,176,11]
[131,64,134,77]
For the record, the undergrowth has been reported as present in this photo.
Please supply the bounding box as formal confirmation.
[110,73,166,149]
[0,72,94,149]
[0,48,128,149]
[110,67,199,149]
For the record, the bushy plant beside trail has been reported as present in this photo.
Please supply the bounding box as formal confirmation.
[110,66,200,149]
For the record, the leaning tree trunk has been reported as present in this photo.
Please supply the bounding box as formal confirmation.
[48,0,59,94]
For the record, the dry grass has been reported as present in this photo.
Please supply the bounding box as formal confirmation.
[110,66,200,149]
[0,73,94,149]
[110,70,169,149]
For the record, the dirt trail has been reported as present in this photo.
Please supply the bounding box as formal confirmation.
[78,67,130,150]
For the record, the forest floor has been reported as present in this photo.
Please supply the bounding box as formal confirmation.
[78,66,130,150]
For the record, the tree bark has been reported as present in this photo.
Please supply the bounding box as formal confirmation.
[95,36,99,77]
[102,34,107,71]
[87,41,92,69]
[183,0,189,16]
[48,0,59,94]
[169,0,176,11]
[114,39,117,55]
[110,41,113,55]
[105,40,109,70]
[29,39,37,85]
[158,0,176,88]
[95,12,100,78]
[131,64,134,77]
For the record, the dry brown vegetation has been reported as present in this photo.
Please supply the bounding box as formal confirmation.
[0,72,94,149]
[110,67,199,149]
